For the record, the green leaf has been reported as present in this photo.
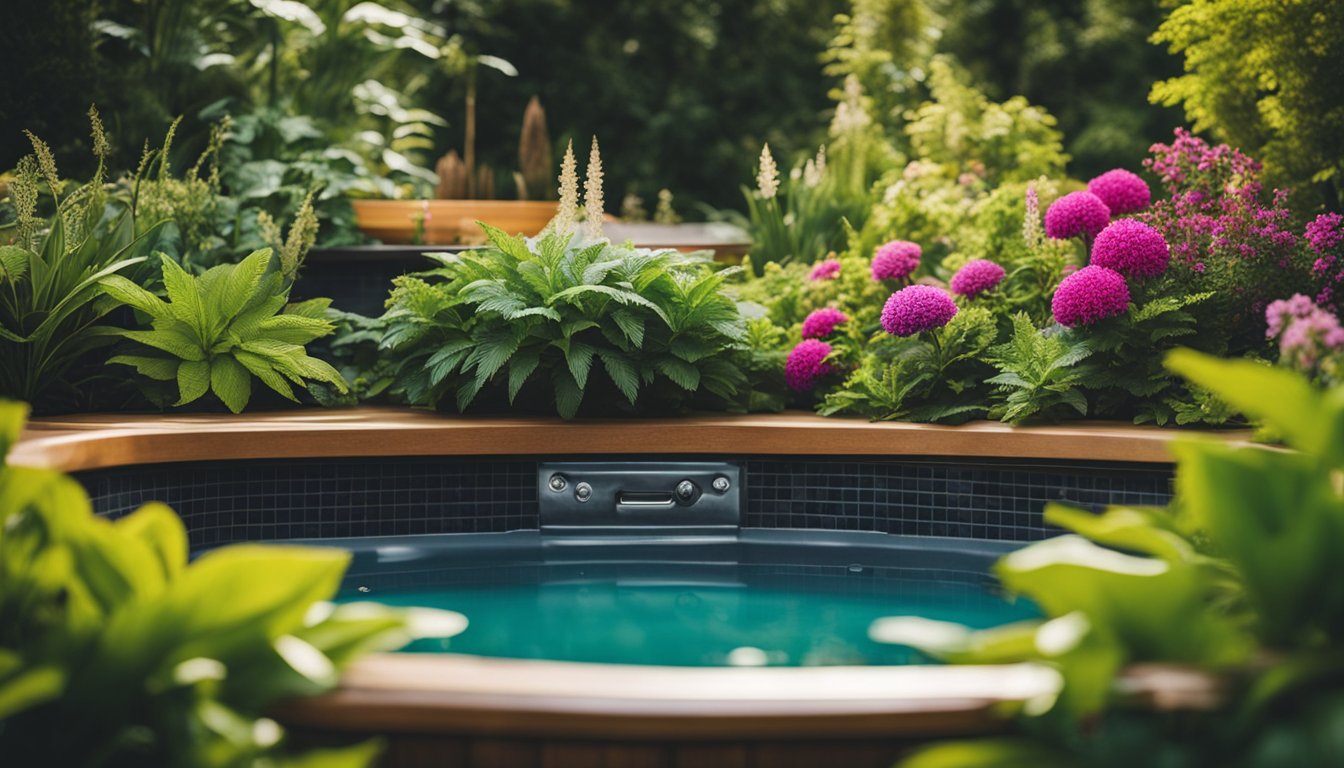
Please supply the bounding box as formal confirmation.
[0,665,65,720]
[257,314,335,345]
[563,340,595,389]
[507,350,540,403]
[234,350,298,402]
[160,254,209,342]
[599,351,639,404]
[175,359,210,405]
[106,355,176,382]
[553,369,584,419]
[211,356,253,413]
[0,245,31,281]
[116,502,188,583]
[118,327,205,361]
[656,357,701,391]
[99,275,171,319]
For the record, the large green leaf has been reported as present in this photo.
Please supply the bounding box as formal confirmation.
[175,359,211,405]
[210,356,253,414]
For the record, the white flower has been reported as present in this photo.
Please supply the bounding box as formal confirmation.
[803,144,826,188]
[553,140,579,235]
[756,143,779,199]
[584,136,604,239]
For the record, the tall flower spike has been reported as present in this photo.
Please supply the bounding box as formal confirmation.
[757,143,779,199]
[23,130,60,197]
[1023,182,1044,250]
[584,136,604,239]
[803,144,826,188]
[88,105,109,162]
[554,140,579,235]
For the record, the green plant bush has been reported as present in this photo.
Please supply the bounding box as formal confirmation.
[101,249,347,413]
[374,224,760,417]
[0,399,465,766]
[0,119,173,412]
[876,350,1344,766]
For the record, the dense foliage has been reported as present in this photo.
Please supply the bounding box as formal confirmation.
[880,352,1344,767]
[370,223,767,418]
[0,400,465,766]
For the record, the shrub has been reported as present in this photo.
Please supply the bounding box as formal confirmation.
[0,399,464,766]
[376,224,755,418]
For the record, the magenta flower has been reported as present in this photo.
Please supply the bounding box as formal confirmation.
[1090,219,1170,279]
[871,240,921,281]
[1045,191,1111,240]
[950,259,1006,297]
[1266,294,1344,369]
[1087,169,1151,215]
[1051,266,1130,328]
[801,307,849,339]
[785,339,834,392]
[808,259,841,281]
[881,285,958,337]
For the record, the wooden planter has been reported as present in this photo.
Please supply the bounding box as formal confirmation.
[352,200,558,245]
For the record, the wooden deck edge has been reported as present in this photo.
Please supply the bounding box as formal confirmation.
[12,407,1249,473]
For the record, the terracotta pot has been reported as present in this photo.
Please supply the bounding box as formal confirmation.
[351,200,558,245]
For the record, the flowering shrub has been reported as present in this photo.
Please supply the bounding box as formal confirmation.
[871,240,922,281]
[1139,129,1310,350]
[1266,294,1344,377]
[1307,213,1344,312]
[1087,169,1151,215]
[882,285,958,336]
[1044,191,1111,241]
[1090,219,1169,279]
[785,339,834,392]
[1051,266,1131,327]
[808,258,842,281]
[801,308,848,339]
[950,259,1006,298]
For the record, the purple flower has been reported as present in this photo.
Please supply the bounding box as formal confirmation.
[950,259,1006,297]
[871,240,921,281]
[801,307,849,339]
[1266,294,1344,369]
[1045,191,1111,240]
[1090,219,1170,279]
[785,339,834,392]
[808,259,841,281]
[1306,213,1343,255]
[881,285,958,337]
[1087,169,1151,215]
[1051,266,1130,328]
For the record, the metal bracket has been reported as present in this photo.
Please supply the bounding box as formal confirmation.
[538,462,741,536]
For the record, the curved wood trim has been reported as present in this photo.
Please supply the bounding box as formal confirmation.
[274,655,1054,739]
[13,407,1244,472]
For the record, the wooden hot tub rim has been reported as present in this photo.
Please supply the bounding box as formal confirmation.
[11,407,1248,473]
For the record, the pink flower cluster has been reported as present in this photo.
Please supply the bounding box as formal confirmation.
[881,285,958,337]
[1307,213,1344,312]
[785,339,834,392]
[1051,266,1130,328]
[801,308,849,339]
[1266,294,1344,370]
[871,240,921,281]
[949,259,1006,297]
[1087,169,1151,215]
[1144,128,1262,198]
[808,259,841,281]
[1044,191,1110,240]
[1090,219,1169,279]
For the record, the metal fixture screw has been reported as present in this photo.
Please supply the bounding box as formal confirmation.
[712,476,730,493]
[548,474,567,492]
[575,482,593,502]
[675,480,696,501]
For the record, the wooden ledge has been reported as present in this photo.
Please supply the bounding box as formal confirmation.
[12,407,1248,473]
[275,655,1055,739]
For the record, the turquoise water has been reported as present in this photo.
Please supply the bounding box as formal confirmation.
[338,563,1038,666]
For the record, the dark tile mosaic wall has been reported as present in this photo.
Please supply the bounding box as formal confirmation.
[79,457,538,550]
[743,458,1173,541]
[76,455,1173,548]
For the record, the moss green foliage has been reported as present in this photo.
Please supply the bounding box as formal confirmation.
[102,249,347,413]
[0,119,173,411]
[882,352,1344,767]
[0,399,463,766]
[1151,0,1344,210]
[375,224,759,418]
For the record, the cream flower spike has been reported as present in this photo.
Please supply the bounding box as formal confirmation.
[553,140,579,236]
[756,143,779,199]
[584,136,605,240]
